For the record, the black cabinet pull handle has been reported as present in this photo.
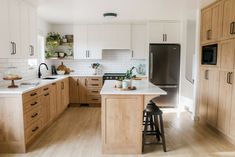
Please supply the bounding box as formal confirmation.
[44,93,49,96]
[229,72,233,84]
[230,22,234,34]
[30,93,37,96]
[91,79,99,81]
[32,126,39,132]
[31,113,38,118]
[43,87,49,91]
[31,102,38,106]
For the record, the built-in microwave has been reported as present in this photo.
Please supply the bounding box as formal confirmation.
[201,44,217,65]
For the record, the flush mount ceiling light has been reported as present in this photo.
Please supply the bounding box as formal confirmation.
[103,13,117,18]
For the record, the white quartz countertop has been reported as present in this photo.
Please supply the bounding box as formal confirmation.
[100,80,167,95]
[0,74,103,95]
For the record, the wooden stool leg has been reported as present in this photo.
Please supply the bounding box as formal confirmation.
[159,114,166,152]
[153,115,161,141]
[142,112,149,153]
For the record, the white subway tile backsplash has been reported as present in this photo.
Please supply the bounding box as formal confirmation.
[0,50,146,87]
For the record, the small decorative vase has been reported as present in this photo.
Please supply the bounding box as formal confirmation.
[122,80,129,89]
[92,68,97,75]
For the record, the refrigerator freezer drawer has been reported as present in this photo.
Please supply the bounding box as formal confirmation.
[152,86,179,107]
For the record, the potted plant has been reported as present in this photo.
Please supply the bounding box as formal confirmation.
[91,63,101,75]
[124,67,136,88]
[45,32,62,58]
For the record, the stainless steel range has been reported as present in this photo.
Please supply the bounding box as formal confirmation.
[103,73,126,82]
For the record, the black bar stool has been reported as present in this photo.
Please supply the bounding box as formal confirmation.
[142,100,166,152]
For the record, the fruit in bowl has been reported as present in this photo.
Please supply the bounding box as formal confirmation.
[57,70,65,75]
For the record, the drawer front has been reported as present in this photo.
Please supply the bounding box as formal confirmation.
[87,95,101,104]
[23,89,39,103]
[23,97,41,113]
[25,120,42,143]
[24,106,42,128]
[39,85,51,95]
[87,88,101,96]
[87,77,103,88]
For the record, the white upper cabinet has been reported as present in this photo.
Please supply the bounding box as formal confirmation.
[9,0,22,58]
[0,0,37,59]
[102,24,131,49]
[74,24,131,59]
[74,25,88,59]
[131,24,147,60]
[0,0,10,58]
[21,1,37,58]
[28,4,37,58]
[149,21,181,43]
[87,25,103,59]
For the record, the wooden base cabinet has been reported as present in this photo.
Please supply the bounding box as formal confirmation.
[217,70,233,134]
[69,76,103,105]
[199,68,220,127]
[0,78,69,153]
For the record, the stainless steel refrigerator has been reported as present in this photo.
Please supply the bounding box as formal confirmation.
[149,44,180,107]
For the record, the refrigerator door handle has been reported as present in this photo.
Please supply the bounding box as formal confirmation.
[157,85,178,88]
[150,52,153,79]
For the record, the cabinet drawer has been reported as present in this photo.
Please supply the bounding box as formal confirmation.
[23,97,42,113]
[87,96,101,103]
[87,77,103,87]
[23,89,39,103]
[39,85,51,95]
[87,88,101,96]
[25,120,42,143]
[24,106,42,128]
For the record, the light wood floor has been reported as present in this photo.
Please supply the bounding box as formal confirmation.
[1,107,235,157]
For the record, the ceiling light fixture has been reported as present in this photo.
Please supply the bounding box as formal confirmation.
[103,13,117,18]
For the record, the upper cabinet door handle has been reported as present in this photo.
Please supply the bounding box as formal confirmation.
[230,22,234,35]
[10,42,15,55]
[163,34,165,42]
[165,34,167,42]
[233,22,235,34]
[30,45,34,56]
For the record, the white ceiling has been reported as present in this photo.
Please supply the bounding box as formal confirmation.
[29,0,199,24]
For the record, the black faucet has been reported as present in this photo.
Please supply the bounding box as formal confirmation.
[38,63,49,78]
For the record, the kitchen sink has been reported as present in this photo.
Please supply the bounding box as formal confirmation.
[43,77,57,80]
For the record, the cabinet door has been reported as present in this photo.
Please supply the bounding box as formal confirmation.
[148,22,164,43]
[164,22,181,43]
[0,0,10,58]
[199,68,209,122]
[221,0,235,40]
[220,39,235,69]
[20,1,30,58]
[201,3,220,43]
[74,25,88,59]
[207,69,220,127]
[217,70,233,134]
[229,70,235,139]
[131,24,147,59]
[102,24,131,49]
[9,0,21,58]
[41,91,50,128]
[56,80,63,115]
[78,77,87,104]
[50,83,57,121]
[87,25,103,59]
[63,78,69,108]
[28,4,37,58]
[69,77,80,103]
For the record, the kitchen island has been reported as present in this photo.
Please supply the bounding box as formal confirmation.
[100,80,166,154]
